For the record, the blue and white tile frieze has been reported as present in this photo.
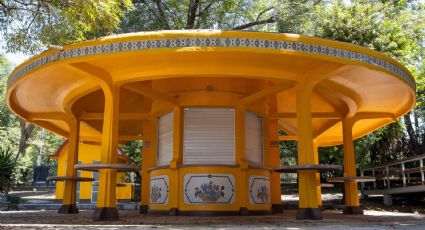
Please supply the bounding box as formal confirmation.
[7,35,415,90]
[150,175,169,205]
[249,176,270,205]
[184,174,235,204]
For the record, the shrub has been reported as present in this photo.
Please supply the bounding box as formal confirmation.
[0,148,15,197]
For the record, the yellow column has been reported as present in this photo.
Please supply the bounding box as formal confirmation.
[267,119,283,213]
[313,141,322,208]
[58,118,80,214]
[295,86,322,220]
[342,118,363,214]
[140,120,153,214]
[235,106,249,214]
[93,85,120,221]
[169,106,183,215]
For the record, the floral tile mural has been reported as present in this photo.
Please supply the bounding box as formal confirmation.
[249,176,270,205]
[184,174,235,204]
[150,175,169,205]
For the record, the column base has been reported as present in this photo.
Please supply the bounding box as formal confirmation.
[92,207,119,221]
[271,204,283,213]
[296,208,323,220]
[169,208,178,216]
[343,206,364,215]
[239,207,249,216]
[139,205,149,214]
[58,204,78,214]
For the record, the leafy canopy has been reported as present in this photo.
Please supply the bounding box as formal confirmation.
[0,0,132,54]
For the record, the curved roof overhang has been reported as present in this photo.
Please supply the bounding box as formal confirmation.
[6,30,416,146]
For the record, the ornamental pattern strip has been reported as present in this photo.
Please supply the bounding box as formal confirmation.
[7,37,415,90]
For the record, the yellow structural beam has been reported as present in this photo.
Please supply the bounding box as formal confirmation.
[123,83,178,106]
[66,63,113,90]
[295,85,322,220]
[93,85,120,221]
[342,118,363,215]
[235,105,249,213]
[313,141,322,208]
[27,112,67,121]
[278,135,297,141]
[169,106,183,214]
[238,82,294,106]
[140,119,154,213]
[267,119,283,213]
[58,118,79,214]
[79,112,151,121]
[270,112,342,119]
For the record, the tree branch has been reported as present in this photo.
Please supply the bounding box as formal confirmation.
[232,16,276,30]
[154,0,170,29]
[160,1,184,28]
[186,0,199,29]
[256,7,273,21]
[196,1,215,17]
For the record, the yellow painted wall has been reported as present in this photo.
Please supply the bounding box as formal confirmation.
[53,142,134,202]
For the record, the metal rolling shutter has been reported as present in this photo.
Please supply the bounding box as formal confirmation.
[245,112,263,167]
[157,112,174,166]
[184,108,235,165]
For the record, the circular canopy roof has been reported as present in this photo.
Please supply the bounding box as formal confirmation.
[6,30,415,146]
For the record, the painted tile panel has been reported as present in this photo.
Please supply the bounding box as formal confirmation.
[150,175,169,205]
[184,174,235,204]
[249,176,270,205]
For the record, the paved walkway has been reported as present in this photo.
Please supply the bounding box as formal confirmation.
[1,209,424,229]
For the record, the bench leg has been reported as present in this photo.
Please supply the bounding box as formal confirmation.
[383,194,393,206]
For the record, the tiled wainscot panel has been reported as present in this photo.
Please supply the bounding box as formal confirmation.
[184,174,235,204]
[249,176,270,205]
[150,175,169,205]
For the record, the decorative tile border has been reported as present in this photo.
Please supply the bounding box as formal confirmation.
[7,36,415,90]
[184,173,235,204]
[150,175,169,205]
[249,176,270,205]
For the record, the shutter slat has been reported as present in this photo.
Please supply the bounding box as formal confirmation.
[245,112,263,166]
[184,108,235,165]
[157,112,174,166]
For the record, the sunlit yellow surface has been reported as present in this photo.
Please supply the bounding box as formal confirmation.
[51,142,134,202]
[7,30,415,216]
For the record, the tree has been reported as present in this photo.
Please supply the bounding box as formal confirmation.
[117,0,277,32]
[0,0,132,54]
[276,0,425,166]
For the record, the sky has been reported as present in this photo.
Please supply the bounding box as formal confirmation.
[0,36,30,68]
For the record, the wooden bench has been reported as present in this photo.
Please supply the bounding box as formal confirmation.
[46,176,94,182]
[320,183,335,188]
[275,164,343,173]
[326,176,376,183]
[74,163,140,172]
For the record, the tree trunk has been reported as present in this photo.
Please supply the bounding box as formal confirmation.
[403,112,418,154]
[13,119,35,164]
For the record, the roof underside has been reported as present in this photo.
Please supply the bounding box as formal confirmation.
[6,30,415,147]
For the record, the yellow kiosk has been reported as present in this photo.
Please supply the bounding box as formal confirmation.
[6,30,415,220]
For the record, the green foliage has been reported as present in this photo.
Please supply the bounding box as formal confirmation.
[118,0,276,32]
[0,54,63,186]
[1,0,133,54]
[276,0,425,168]
[0,148,15,194]
[120,140,142,165]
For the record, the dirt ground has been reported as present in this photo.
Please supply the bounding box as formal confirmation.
[1,209,424,229]
[3,191,425,229]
